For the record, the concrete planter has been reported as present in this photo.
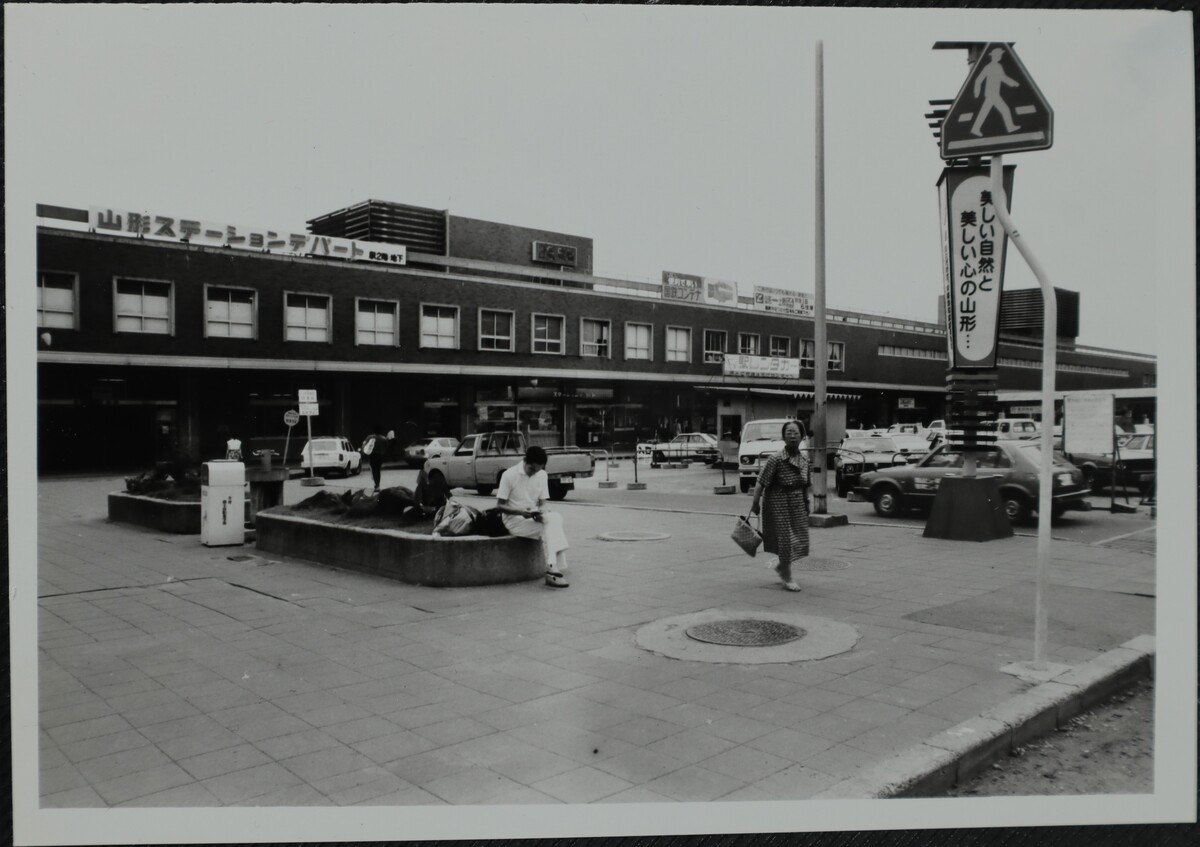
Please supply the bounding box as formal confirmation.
[254,509,544,587]
[107,491,200,534]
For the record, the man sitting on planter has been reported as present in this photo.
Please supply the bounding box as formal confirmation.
[495,445,571,588]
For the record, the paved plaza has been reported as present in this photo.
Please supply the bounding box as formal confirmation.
[34,468,1156,807]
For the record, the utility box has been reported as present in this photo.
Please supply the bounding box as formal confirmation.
[201,461,245,546]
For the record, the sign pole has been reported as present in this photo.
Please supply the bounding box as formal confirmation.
[305,412,314,480]
[990,154,1056,666]
[812,39,828,514]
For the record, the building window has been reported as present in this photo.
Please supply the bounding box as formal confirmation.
[625,322,652,361]
[356,299,398,346]
[38,271,78,329]
[666,326,691,362]
[114,277,172,335]
[479,309,515,352]
[738,333,760,356]
[801,339,845,370]
[420,304,459,349]
[285,293,331,342]
[532,313,564,354]
[828,341,845,371]
[770,335,790,357]
[703,330,726,363]
[581,318,610,358]
[204,286,256,339]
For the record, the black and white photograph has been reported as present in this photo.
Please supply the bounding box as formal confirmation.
[6,3,1196,844]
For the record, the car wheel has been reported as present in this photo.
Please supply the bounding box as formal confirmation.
[476,484,494,496]
[1051,502,1067,520]
[739,478,752,494]
[872,486,903,518]
[835,472,848,498]
[652,451,665,465]
[1081,466,1102,493]
[547,481,568,501]
[1003,491,1031,524]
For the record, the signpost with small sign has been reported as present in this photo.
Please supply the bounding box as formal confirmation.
[297,390,322,486]
[282,409,300,467]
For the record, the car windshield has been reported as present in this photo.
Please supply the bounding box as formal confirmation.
[843,437,896,453]
[1017,443,1074,467]
[742,422,796,442]
[1123,434,1153,451]
[891,436,928,451]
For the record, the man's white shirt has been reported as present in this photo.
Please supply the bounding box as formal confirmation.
[497,461,549,511]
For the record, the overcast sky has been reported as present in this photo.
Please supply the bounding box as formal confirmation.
[8,5,1192,355]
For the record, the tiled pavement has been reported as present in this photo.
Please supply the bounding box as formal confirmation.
[34,473,1155,807]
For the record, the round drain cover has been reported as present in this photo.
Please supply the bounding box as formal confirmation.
[685,619,805,647]
[792,556,852,572]
[597,531,671,542]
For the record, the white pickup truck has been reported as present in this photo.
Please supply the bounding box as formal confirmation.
[423,431,595,500]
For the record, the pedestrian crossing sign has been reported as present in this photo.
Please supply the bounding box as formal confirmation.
[940,42,1053,160]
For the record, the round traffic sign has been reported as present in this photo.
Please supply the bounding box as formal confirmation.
[283,410,300,427]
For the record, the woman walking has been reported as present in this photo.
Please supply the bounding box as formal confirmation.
[750,420,812,591]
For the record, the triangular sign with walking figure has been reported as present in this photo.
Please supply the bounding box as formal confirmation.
[940,42,1053,160]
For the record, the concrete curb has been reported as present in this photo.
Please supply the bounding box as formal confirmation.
[812,635,1155,799]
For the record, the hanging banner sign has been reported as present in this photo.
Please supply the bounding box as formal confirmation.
[723,354,801,380]
[88,206,406,266]
[936,165,1015,368]
[752,285,815,317]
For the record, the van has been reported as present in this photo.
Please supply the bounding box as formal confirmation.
[995,418,1040,440]
[737,418,809,493]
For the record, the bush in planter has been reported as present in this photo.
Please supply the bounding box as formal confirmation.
[124,466,200,501]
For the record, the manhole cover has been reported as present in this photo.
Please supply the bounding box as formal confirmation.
[792,556,851,572]
[685,619,805,647]
[597,531,671,542]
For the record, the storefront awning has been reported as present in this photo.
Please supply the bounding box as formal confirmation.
[697,386,860,401]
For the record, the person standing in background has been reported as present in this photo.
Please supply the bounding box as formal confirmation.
[361,425,389,494]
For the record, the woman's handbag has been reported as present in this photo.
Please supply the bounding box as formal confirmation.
[731,511,763,557]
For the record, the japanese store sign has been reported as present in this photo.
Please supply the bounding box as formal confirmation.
[662,272,739,306]
[532,241,578,267]
[88,207,406,266]
[752,285,815,317]
[723,354,801,380]
[936,166,1014,368]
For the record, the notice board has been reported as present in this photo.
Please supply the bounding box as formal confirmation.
[1064,394,1114,454]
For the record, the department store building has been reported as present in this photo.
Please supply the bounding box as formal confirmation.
[34,200,1155,472]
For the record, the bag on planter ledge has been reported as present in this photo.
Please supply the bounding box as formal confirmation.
[432,498,483,537]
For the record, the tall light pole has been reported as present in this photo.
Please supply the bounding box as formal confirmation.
[812,40,829,514]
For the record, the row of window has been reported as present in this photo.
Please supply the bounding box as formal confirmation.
[37,270,846,369]
[878,345,1131,379]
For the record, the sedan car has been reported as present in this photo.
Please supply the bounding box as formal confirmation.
[851,440,1089,523]
[403,437,461,468]
[1065,433,1154,494]
[834,436,911,497]
[640,433,721,466]
[300,437,362,477]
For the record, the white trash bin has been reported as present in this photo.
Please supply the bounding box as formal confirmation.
[201,460,245,546]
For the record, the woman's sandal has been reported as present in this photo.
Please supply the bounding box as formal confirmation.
[545,570,569,588]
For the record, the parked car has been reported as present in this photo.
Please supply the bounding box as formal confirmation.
[834,436,909,497]
[402,436,460,468]
[994,418,1041,440]
[886,422,925,436]
[300,437,362,477]
[1064,433,1154,493]
[851,440,1089,523]
[423,431,595,500]
[638,433,720,466]
[737,418,809,493]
